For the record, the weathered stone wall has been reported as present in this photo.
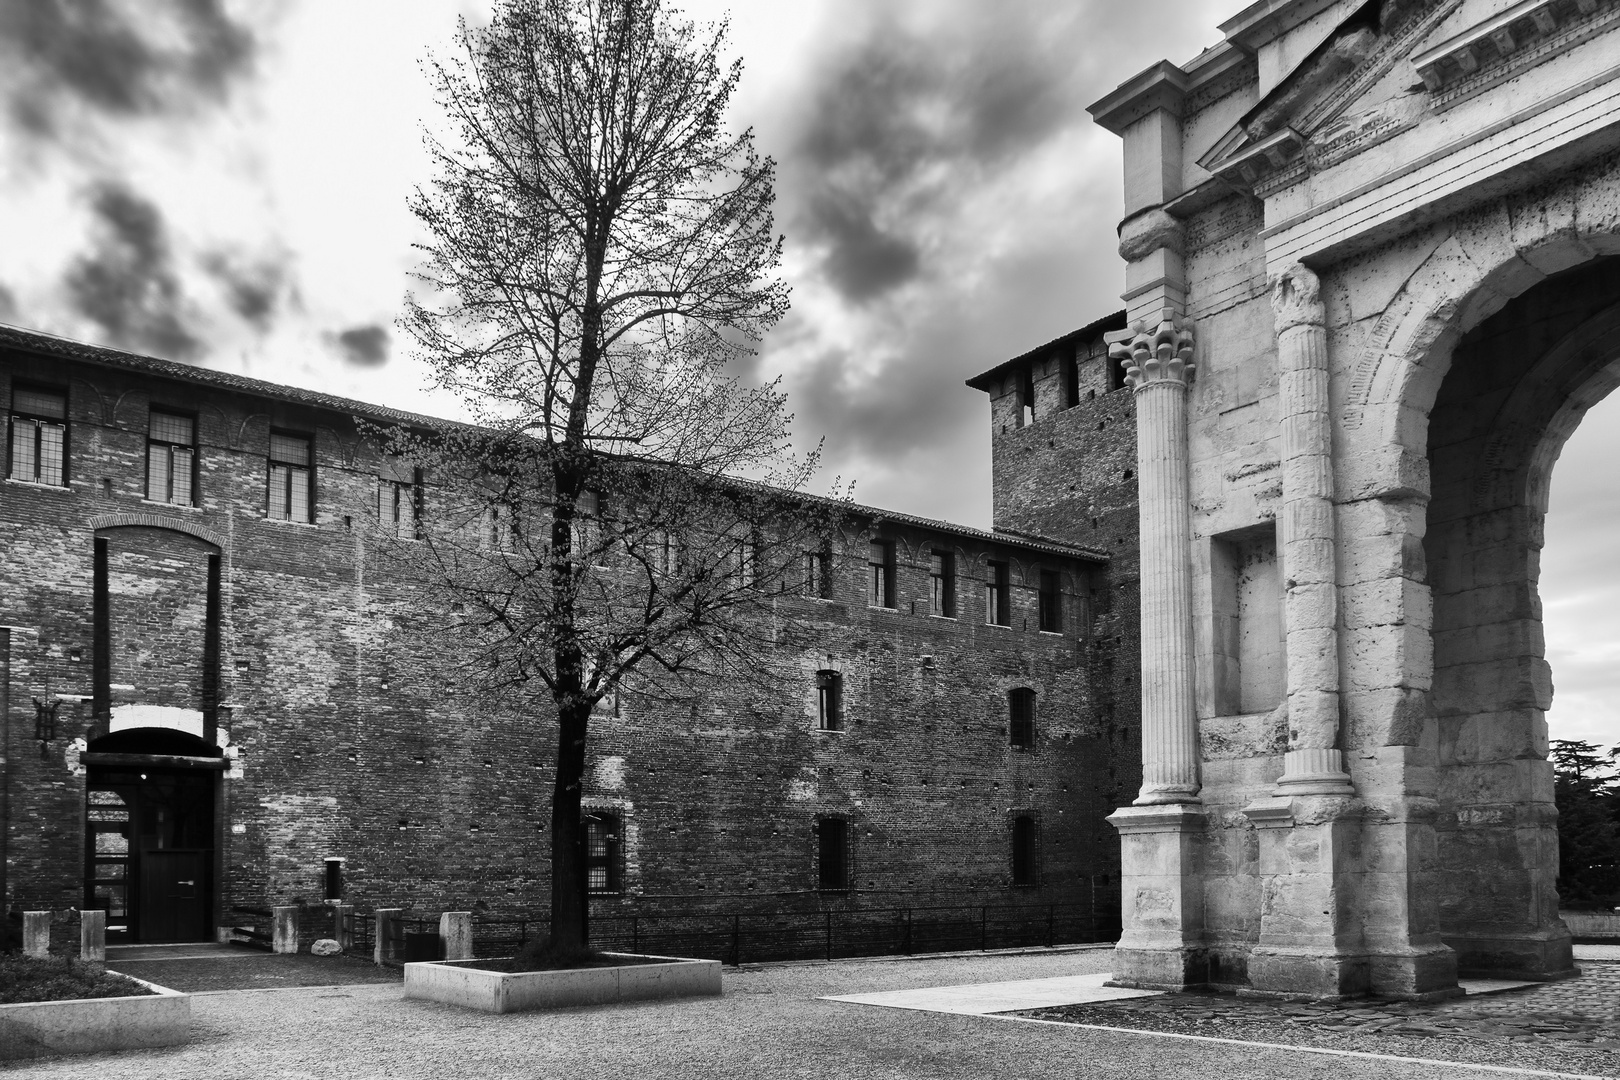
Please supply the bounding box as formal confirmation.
[0,344,1119,931]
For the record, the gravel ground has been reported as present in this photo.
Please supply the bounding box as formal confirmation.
[1018,962,1620,1078]
[7,947,1581,1080]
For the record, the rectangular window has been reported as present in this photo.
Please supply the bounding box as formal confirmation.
[816,669,843,731]
[985,560,1010,626]
[1038,570,1062,633]
[868,539,894,608]
[267,431,313,523]
[1012,816,1038,887]
[1019,365,1035,427]
[1010,688,1036,748]
[929,549,955,617]
[146,409,195,505]
[8,385,67,486]
[585,812,622,893]
[803,548,830,599]
[817,818,848,891]
[379,475,421,538]
[1063,351,1080,408]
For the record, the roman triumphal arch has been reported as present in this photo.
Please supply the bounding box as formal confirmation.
[1088,0,1620,998]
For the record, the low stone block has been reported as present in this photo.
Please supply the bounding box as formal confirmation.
[312,939,341,956]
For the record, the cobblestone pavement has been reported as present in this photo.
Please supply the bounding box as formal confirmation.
[1017,961,1620,1078]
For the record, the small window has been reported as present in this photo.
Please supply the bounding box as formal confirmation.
[323,858,344,902]
[585,812,622,893]
[1063,351,1080,408]
[8,384,68,487]
[1038,570,1062,633]
[484,504,513,551]
[930,549,955,617]
[817,817,848,891]
[267,431,313,523]
[803,548,831,599]
[1009,688,1036,748]
[738,530,763,589]
[1019,365,1035,427]
[816,670,843,731]
[1012,815,1038,887]
[868,539,895,608]
[378,469,422,539]
[146,409,195,505]
[985,560,1010,626]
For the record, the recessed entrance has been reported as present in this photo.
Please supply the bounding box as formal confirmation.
[83,727,221,943]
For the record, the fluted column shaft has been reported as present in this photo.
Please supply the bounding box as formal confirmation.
[1110,319,1199,805]
[1271,264,1353,794]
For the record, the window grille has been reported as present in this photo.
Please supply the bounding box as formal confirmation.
[817,818,848,891]
[1038,570,1062,633]
[1009,688,1036,748]
[868,539,894,608]
[930,550,955,617]
[816,669,843,731]
[267,432,313,522]
[985,560,1010,626]
[378,463,422,539]
[146,410,196,506]
[8,385,67,486]
[585,812,622,893]
[803,548,830,599]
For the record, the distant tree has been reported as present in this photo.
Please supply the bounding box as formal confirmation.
[1550,739,1620,909]
[391,0,844,963]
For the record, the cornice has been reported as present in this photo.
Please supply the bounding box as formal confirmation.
[1089,60,1191,134]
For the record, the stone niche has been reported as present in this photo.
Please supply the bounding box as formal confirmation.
[1207,523,1284,718]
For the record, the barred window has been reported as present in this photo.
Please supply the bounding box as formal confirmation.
[868,539,894,608]
[378,462,422,539]
[267,432,313,523]
[930,549,955,617]
[1012,815,1039,887]
[803,548,830,599]
[147,409,195,506]
[1009,688,1036,748]
[985,560,1010,626]
[817,817,848,891]
[584,812,622,893]
[816,669,843,732]
[8,385,67,487]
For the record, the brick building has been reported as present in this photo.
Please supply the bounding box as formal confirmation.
[0,322,1139,944]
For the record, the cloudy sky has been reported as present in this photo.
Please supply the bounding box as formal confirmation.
[0,0,1615,748]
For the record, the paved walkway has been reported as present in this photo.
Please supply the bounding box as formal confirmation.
[14,946,1619,1080]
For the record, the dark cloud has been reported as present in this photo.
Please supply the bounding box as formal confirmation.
[0,0,255,141]
[334,324,391,367]
[64,181,202,361]
[784,3,1088,303]
[201,250,290,330]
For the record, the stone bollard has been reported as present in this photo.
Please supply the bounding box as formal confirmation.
[272,905,299,954]
[81,909,107,962]
[374,908,403,965]
[23,911,52,958]
[439,911,473,961]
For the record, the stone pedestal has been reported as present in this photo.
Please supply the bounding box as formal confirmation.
[23,911,50,958]
[1107,804,1207,990]
[80,909,106,962]
[272,905,299,954]
[440,911,474,961]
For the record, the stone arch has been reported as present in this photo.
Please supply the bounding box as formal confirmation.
[90,512,224,551]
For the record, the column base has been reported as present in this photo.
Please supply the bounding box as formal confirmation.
[1107,945,1210,992]
[1274,748,1355,796]
[1108,804,1206,992]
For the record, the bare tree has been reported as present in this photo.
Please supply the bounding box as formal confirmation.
[392,0,843,962]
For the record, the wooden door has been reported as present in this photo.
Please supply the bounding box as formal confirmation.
[138,850,209,943]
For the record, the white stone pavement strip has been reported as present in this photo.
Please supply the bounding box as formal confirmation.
[823,972,1161,1015]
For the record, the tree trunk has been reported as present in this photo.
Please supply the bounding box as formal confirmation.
[548,693,592,955]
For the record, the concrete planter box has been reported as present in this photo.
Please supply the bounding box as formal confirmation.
[404,953,721,1014]
[0,975,190,1061]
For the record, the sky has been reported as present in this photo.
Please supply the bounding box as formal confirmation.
[0,0,1615,748]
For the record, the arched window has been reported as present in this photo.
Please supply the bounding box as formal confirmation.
[1009,688,1036,748]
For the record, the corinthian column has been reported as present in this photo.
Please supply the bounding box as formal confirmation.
[1109,318,1199,805]
[1270,264,1353,795]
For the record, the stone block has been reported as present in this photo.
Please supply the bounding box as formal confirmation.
[272,906,298,955]
[439,911,474,961]
[1340,577,1430,631]
[80,910,105,963]
[312,939,341,956]
[23,912,50,959]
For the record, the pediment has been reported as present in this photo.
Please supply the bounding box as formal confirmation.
[1198,0,1619,195]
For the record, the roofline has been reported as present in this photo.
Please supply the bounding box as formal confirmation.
[965,309,1127,392]
[1219,0,1344,52]
[0,322,465,433]
[0,323,1109,566]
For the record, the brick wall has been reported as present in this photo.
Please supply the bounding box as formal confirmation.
[0,339,1119,934]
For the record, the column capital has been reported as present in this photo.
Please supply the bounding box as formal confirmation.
[1270,262,1324,334]
[1107,317,1195,391]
